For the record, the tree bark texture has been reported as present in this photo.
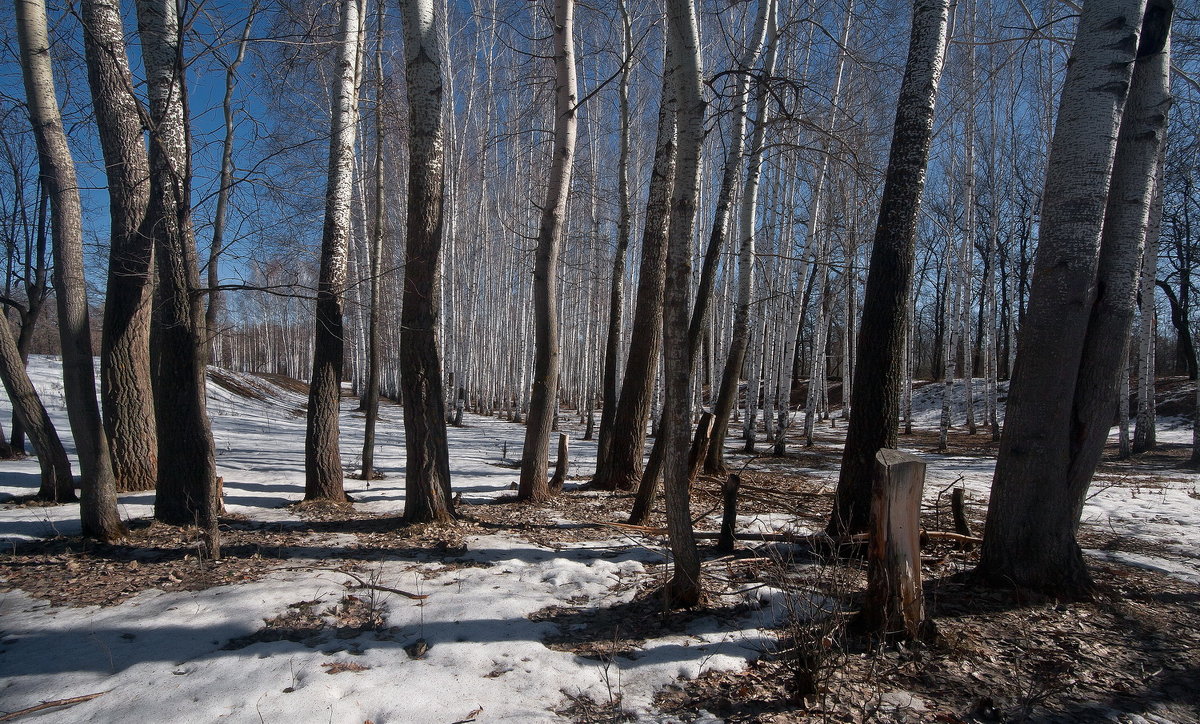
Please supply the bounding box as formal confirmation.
[589,61,676,492]
[399,0,454,523]
[978,0,1169,594]
[830,0,949,536]
[594,0,633,471]
[863,449,926,639]
[83,0,158,494]
[519,0,577,502]
[16,0,125,540]
[136,0,219,550]
[305,0,363,502]
[661,0,705,608]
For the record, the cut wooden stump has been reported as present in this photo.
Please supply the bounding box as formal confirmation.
[549,433,569,491]
[951,487,973,540]
[862,449,926,640]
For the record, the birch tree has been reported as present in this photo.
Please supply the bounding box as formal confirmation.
[660,0,705,607]
[136,0,219,552]
[519,0,577,502]
[593,0,633,470]
[398,0,455,523]
[305,0,364,502]
[978,0,1171,593]
[16,0,125,540]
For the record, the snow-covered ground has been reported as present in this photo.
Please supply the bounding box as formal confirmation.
[2,360,1198,721]
[0,357,776,722]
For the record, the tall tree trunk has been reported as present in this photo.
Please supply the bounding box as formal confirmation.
[398,0,454,523]
[685,0,770,362]
[137,0,220,554]
[590,59,675,493]
[83,0,158,494]
[829,0,950,536]
[304,0,363,502]
[661,0,705,608]
[0,314,73,500]
[978,0,1170,594]
[518,0,577,502]
[594,0,633,471]
[206,1,257,357]
[707,0,779,472]
[361,0,385,481]
[9,180,49,455]
[16,0,124,540]
[1133,157,1164,454]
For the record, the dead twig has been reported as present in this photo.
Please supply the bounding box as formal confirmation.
[0,691,108,721]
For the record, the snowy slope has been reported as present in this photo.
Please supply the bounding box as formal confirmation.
[0,357,780,722]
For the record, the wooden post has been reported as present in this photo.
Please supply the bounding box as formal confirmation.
[863,449,926,639]
[549,433,570,491]
[951,487,972,537]
[717,473,741,553]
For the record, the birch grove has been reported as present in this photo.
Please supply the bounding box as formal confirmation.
[0,0,1193,605]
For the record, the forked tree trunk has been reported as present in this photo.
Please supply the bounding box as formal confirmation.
[978,0,1170,594]
[136,0,219,553]
[829,0,949,536]
[0,315,73,500]
[16,0,124,540]
[398,0,454,523]
[305,0,364,502]
[660,0,705,608]
[518,0,577,502]
[82,0,158,494]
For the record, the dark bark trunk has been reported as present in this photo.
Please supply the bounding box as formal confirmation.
[137,0,220,555]
[83,0,159,494]
[399,0,454,524]
[1155,281,1197,380]
[589,59,676,492]
[830,0,949,536]
[518,0,577,503]
[17,0,124,540]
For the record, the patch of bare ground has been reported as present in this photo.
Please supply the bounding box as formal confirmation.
[0,512,477,607]
[654,553,1200,723]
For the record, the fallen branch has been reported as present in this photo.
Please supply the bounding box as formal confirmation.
[590,521,980,546]
[335,569,429,600]
[0,692,107,721]
[279,566,429,600]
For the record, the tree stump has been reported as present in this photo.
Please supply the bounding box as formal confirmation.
[951,487,973,538]
[549,433,570,491]
[863,449,926,639]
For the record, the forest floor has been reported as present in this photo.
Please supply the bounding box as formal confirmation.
[1,358,1198,722]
